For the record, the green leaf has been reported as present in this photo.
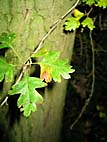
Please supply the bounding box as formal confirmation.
[82,17,95,30]
[82,0,107,8]
[82,0,96,5]
[5,64,14,83]
[31,48,48,58]
[99,112,106,118]
[96,0,107,9]
[0,32,16,49]
[39,51,75,83]
[0,58,14,82]
[42,51,60,62]
[9,76,47,117]
[64,17,80,31]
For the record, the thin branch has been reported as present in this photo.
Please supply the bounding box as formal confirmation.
[86,7,93,17]
[15,0,80,83]
[15,64,28,85]
[0,0,80,107]
[70,30,95,130]
[27,0,80,59]
[0,96,8,107]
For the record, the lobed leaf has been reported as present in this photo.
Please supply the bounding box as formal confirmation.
[38,51,75,83]
[82,17,95,30]
[82,0,96,5]
[64,17,80,31]
[96,0,107,8]
[9,76,47,117]
[0,58,14,82]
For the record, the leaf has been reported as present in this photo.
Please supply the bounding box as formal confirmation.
[64,17,80,31]
[82,17,95,30]
[38,51,75,83]
[5,64,14,83]
[73,9,84,20]
[82,0,107,8]
[82,0,96,5]
[0,58,14,82]
[96,0,107,9]
[40,65,52,83]
[9,76,47,117]
[31,48,48,58]
[99,112,106,118]
[0,32,16,49]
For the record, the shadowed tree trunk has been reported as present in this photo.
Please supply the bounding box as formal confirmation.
[0,0,76,142]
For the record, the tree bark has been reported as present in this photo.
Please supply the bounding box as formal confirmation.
[0,0,76,142]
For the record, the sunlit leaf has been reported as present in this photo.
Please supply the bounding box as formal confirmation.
[82,17,95,30]
[8,76,47,117]
[40,65,52,83]
[82,0,96,5]
[82,0,107,8]
[64,17,80,31]
[5,64,14,83]
[0,32,16,49]
[96,0,107,8]
[31,48,48,58]
[38,51,75,83]
[0,58,14,82]
[73,9,84,20]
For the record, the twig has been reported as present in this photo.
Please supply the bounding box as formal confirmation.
[15,0,80,83]
[87,7,93,17]
[0,0,80,107]
[0,96,8,107]
[27,0,80,58]
[70,30,95,130]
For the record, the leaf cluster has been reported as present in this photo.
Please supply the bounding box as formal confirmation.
[0,32,75,117]
[82,0,107,9]
[35,51,75,83]
[64,0,107,32]
[64,9,95,31]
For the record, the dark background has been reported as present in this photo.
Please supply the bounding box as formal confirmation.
[61,6,107,142]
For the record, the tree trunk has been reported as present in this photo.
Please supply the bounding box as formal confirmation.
[0,0,76,142]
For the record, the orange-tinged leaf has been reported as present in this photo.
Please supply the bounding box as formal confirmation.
[40,65,52,83]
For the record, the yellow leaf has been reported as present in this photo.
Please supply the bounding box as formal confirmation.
[73,9,84,20]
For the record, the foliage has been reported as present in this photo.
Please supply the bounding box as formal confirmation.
[64,17,80,31]
[0,58,14,82]
[0,32,16,49]
[9,76,47,117]
[81,17,95,30]
[0,0,107,117]
[82,0,107,8]
[36,51,75,82]
[82,0,98,5]
[0,33,75,116]
[64,9,95,31]
[64,0,107,32]
[96,0,107,8]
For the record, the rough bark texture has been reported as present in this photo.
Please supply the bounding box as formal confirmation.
[0,0,76,142]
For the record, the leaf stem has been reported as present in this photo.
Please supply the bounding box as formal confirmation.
[25,0,80,62]
[70,30,95,130]
[12,0,80,84]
